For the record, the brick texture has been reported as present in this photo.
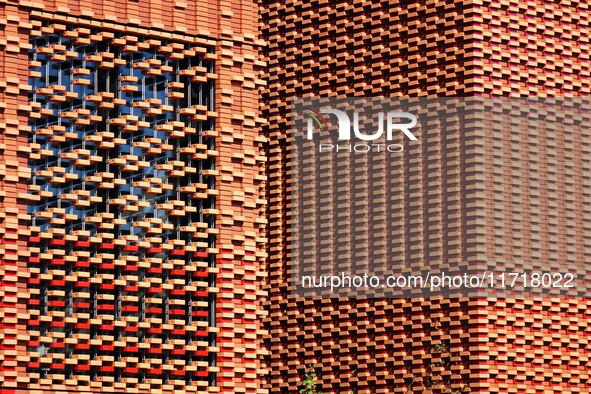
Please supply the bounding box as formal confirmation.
[0,0,589,393]
[262,0,591,393]
[0,0,266,393]
[473,0,591,392]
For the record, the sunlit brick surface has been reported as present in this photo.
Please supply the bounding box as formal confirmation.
[1,0,589,392]
[0,0,266,392]
[474,1,591,392]
[26,21,217,392]
[476,0,591,96]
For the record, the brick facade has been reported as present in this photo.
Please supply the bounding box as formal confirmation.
[0,0,589,393]
[262,0,591,392]
[0,0,266,393]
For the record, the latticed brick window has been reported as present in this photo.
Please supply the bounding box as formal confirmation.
[26,20,218,392]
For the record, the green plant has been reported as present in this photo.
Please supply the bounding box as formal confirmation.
[299,365,322,394]
[405,317,470,394]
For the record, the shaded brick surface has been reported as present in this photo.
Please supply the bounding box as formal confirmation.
[0,0,266,393]
[262,0,591,392]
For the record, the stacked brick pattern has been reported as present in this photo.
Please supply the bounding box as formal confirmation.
[263,0,477,392]
[27,20,218,393]
[263,0,591,393]
[473,0,591,392]
[0,0,266,393]
[214,6,268,394]
[0,0,589,393]
[475,0,591,96]
[0,2,34,389]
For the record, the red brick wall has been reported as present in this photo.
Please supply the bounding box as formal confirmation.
[0,0,266,392]
[262,0,591,392]
[215,0,267,392]
[0,2,33,390]
[262,0,477,391]
[473,1,591,392]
